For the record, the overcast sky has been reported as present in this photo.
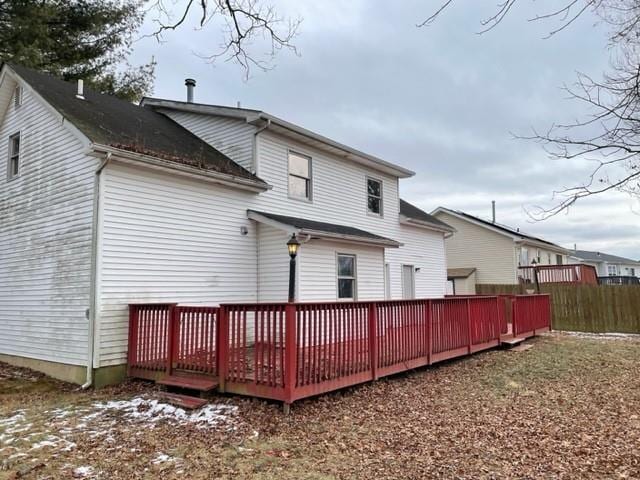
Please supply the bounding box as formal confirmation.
[131,1,639,259]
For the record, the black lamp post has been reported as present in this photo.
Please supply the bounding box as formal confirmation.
[287,233,301,303]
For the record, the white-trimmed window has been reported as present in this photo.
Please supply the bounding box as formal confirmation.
[337,254,357,300]
[288,151,311,200]
[556,254,564,265]
[13,85,22,109]
[367,177,382,215]
[519,248,529,266]
[607,264,618,276]
[7,132,20,180]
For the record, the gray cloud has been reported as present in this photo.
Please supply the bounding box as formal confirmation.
[131,1,638,259]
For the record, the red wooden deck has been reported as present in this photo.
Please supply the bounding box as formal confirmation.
[127,295,551,405]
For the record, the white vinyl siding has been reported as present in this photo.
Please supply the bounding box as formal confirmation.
[0,84,96,366]
[98,162,258,366]
[435,211,517,285]
[257,223,291,302]
[159,110,256,171]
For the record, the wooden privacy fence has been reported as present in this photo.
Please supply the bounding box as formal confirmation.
[518,264,598,285]
[128,295,551,404]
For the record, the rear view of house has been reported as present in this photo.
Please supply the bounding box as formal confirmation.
[0,64,453,386]
[432,207,570,292]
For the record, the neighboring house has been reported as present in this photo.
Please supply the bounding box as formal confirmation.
[0,64,453,386]
[431,207,570,287]
[569,250,640,278]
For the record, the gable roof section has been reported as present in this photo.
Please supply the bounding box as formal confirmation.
[141,97,415,179]
[433,207,568,253]
[399,199,454,233]
[6,64,266,188]
[247,210,402,248]
[447,267,476,279]
[571,249,640,266]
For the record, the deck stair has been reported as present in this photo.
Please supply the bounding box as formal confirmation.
[501,336,527,347]
[157,391,208,410]
[157,374,219,392]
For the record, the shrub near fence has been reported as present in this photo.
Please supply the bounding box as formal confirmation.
[477,284,640,334]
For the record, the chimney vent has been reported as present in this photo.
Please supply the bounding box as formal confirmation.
[185,78,196,103]
[76,79,84,100]
[491,200,496,223]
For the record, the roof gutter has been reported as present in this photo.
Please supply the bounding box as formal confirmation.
[515,239,570,255]
[299,228,403,248]
[90,144,271,193]
[399,215,455,235]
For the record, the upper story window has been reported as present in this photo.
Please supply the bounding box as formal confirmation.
[367,177,382,215]
[7,133,20,180]
[13,85,23,109]
[288,151,311,201]
[337,254,357,300]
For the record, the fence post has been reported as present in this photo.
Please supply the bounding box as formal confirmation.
[217,305,229,392]
[427,300,433,364]
[166,304,177,376]
[127,305,138,376]
[512,297,518,337]
[466,298,472,354]
[284,303,297,406]
[369,302,378,381]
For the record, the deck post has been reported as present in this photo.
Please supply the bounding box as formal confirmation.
[166,304,178,376]
[466,298,472,354]
[284,303,297,406]
[217,305,229,392]
[368,302,378,381]
[427,300,433,364]
[127,305,138,376]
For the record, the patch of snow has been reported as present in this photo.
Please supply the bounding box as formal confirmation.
[0,411,26,427]
[151,452,173,464]
[561,331,640,340]
[72,465,95,478]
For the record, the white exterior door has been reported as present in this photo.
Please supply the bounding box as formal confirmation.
[402,265,415,299]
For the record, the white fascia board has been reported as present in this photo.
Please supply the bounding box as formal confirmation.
[399,215,455,234]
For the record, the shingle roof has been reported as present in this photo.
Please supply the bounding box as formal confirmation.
[8,64,264,185]
[399,199,454,231]
[447,268,476,279]
[437,207,566,250]
[572,249,640,265]
[248,210,401,247]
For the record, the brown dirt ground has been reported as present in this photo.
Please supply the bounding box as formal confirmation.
[1,332,640,479]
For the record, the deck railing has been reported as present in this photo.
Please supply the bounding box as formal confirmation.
[518,264,598,285]
[598,276,640,286]
[128,295,551,404]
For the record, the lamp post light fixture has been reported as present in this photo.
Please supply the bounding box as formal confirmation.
[287,233,301,303]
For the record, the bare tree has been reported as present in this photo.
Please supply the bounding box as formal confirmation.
[422,1,640,219]
[149,0,301,78]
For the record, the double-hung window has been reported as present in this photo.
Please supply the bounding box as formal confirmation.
[288,151,311,200]
[7,133,20,180]
[337,254,357,300]
[607,264,618,276]
[367,177,382,215]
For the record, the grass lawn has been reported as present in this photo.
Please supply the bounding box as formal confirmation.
[1,332,640,479]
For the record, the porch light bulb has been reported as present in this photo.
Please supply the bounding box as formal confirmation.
[287,233,301,258]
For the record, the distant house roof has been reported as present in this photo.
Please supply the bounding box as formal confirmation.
[447,268,476,279]
[6,63,266,188]
[572,249,640,266]
[433,207,568,253]
[247,210,402,247]
[399,199,454,232]
[141,97,415,179]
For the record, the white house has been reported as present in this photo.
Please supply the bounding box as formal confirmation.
[569,249,640,278]
[432,207,570,291]
[0,64,453,386]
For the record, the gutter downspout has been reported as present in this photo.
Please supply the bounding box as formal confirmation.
[82,152,112,389]
[252,118,271,176]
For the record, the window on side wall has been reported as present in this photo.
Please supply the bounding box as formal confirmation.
[367,177,382,215]
[288,151,311,201]
[556,254,563,265]
[607,264,618,276]
[337,254,357,300]
[7,132,20,180]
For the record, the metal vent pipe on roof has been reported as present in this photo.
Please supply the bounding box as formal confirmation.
[185,78,196,103]
[491,200,496,223]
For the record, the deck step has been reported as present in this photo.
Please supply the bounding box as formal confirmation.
[157,392,208,410]
[157,375,219,392]
[501,336,527,346]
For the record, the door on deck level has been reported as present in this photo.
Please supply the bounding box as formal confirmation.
[402,265,415,299]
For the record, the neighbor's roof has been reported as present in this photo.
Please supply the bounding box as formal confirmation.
[433,207,568,252]
[447,268,476,279]
[399,199,454,232]
[6,64,265,186]
[142,97,415,179]
[247,210,402,247]
[571,249,640,266]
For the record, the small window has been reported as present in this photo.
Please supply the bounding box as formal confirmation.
[7,133,20,180]
[337,254,357,300]
[607,264,618,276]
[13,86,22,109]
[367,177,382,215]
[556,254,563,265]
[288,151,311,200]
